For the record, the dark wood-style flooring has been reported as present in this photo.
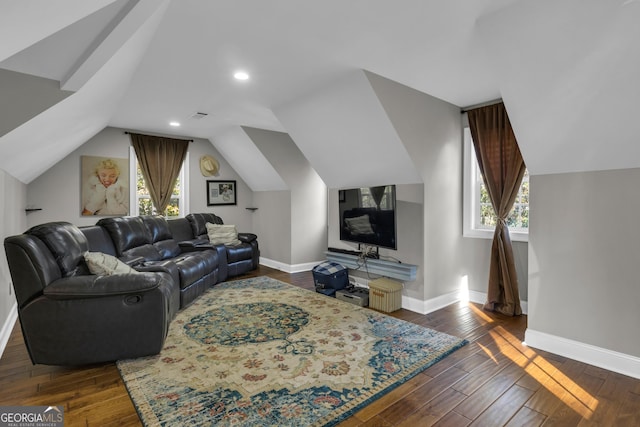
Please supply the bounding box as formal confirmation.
[1,265,639,426]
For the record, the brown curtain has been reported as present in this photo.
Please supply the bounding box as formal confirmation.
[129,133,189,215]
[467,102,526,316]
[369,186,386,209]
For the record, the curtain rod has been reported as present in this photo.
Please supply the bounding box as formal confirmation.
[124,131,193,142]
[460,98,503,114]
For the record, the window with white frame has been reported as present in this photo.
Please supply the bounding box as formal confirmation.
[129,148,189,217]
[463,127,529,241]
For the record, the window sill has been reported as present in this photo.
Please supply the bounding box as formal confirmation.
[463,228,529,243]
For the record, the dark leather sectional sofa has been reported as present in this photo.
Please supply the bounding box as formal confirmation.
[4,213,259,366]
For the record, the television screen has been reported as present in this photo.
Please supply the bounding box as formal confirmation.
[338,185,397,250]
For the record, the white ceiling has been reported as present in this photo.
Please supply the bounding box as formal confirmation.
[107,0,514,137]
[1,0,640,184]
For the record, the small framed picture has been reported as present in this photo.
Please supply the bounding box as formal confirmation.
[207,180,237,206]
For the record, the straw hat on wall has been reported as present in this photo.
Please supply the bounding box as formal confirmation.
[200,155,220,176]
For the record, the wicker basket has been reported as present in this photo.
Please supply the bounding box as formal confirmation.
[368,278,403,312]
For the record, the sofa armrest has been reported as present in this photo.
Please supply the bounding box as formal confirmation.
[238,233,257,243]
[134,259,180,288]
[43,274,162,299]
[177,239,212,251]
[120,255,146,267]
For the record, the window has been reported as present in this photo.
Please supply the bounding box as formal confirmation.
[463,127,529,242]
[358,187,393,209]
[130,148,189,217]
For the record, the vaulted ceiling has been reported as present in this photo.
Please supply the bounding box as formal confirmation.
[1,0,639,186]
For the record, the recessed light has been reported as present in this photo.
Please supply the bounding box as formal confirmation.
[169,121,181,127]
[234,71,250,81]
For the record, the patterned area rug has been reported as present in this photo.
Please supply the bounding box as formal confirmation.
[117,276,467,426]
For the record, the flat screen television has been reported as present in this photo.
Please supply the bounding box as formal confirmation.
[338,185,397,250]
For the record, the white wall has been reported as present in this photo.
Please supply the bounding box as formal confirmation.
[252,190,292,265]
[0,169,27,357]
[244,127,327,268]
[367,72,503,309]
[188,134,253,229]
[312,71,530,312]
[463,239,528,303]
[26,127,255,231]
[528,168,640,359]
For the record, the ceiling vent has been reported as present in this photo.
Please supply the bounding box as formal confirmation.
[191,112,209,120]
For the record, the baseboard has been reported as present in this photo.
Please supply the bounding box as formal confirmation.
[257,261,530,316]
[468,290,528,315]
[289,261,323,273]
[524,328,640,380]
[0,303,18,360]
[401,295,427,314]
[401,289,528,316]
[467,290,487,307]
[259,257,322,274]
[402,291,460,315]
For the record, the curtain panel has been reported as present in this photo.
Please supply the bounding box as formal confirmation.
[467,102,526,316]
[129,133,189,215]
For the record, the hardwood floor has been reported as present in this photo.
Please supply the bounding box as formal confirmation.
[1,265,639,426]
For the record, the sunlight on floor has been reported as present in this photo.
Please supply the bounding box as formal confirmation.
[468,302,496,324]
[461,285,600,420]
[482,325,598,419]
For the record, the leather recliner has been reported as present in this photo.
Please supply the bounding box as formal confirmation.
[97,216,221,308]
[5,213,259,366]
[4,222,176,365]
[185,213,259,276]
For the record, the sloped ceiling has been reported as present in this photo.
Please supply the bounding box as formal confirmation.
[0,0,170,183]
[2,0,640,185]
[274,69,422,189]
[0,0,119,61]
[477,0,640,175]
[0,70,73,138]
[212,126,288,192]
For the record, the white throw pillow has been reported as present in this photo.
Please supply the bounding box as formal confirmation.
[206,222,242,246]
[345,215,375,235]
[84,251,138,276]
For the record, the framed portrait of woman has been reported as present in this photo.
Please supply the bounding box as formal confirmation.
[81,156,129,216]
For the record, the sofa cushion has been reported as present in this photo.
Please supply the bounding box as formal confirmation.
[97,217,167,261]
[28,222,90,277]
[174,256,207,288]
[154,240,181,259]
[141,216,182,259]
[83,252,138,276]
[172,251,219,288]
[186,213,223,239]
[80,225,118,256]
[97,217,152,255]
[167,217,196,242]
[206,223,241,246]
[142,216,173,241]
